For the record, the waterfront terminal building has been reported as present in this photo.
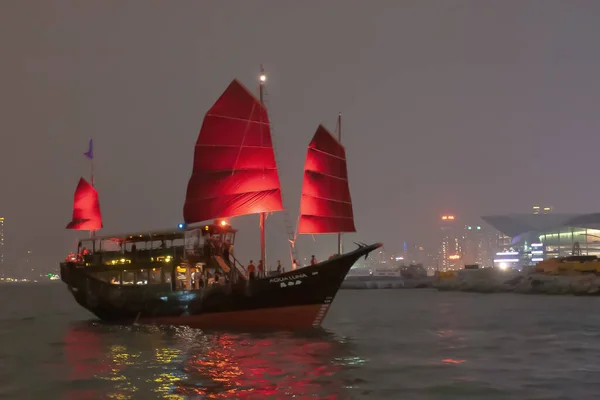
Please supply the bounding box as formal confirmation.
[481,213,600,269]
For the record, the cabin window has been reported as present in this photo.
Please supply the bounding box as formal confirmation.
[225,233,235,244]
[176,267,187,282]
[90,271,109,283]
[122,270,135,285]
[101,239,122,252]
[150,268,162,284]
[132,241,148,250]
[172,238,185,259]
[185,229,205,257]
[109,272,121,285]
[135,269,148,285]
[150,240,163,250]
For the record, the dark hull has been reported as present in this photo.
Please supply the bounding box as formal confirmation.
[60,243,381,330]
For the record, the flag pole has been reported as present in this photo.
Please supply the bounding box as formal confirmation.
[336,113,343,255]
[90,153,94,239]
[88,138,95,239]
[90,137,94,187]
[259,66,267,275]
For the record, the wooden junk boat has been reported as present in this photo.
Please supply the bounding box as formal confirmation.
[59,72,381,330]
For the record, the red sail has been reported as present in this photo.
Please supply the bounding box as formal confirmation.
[66,178,103,231]
[298,125,356,234]
[183,79,284,224]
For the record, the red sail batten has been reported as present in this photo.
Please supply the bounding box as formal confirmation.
[183,79,284,224]
[66,177,103,231]
[298,125,356,234]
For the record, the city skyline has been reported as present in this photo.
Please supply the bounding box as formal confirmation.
[0,205,596,279]
[0,201,592,278]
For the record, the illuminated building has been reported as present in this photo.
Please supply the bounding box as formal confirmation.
[439,214,462,270]
[403,242,429,266]
[532,206,553,215]
[482,212,600,269]
[497,232,511,249]
[463,224,494,268]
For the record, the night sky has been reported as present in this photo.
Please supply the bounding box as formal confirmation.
[2,1,600,269]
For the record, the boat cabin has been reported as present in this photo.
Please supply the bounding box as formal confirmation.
[68,223,238,290]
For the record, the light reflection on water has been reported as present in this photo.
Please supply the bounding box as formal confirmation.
[5,285,600,398]
[63,322,361,399]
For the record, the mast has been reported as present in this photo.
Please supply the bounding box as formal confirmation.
[336,113,342,254]
[259,66,267,271]
[91,139,94,238]
[85,138,95,238]
[90,138,95,187]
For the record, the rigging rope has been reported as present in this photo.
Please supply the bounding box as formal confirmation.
[230,103,256,175]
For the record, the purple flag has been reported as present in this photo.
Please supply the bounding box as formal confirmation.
[84,139,93,159]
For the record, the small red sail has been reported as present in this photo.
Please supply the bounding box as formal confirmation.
[66,178,103,231]
[298,125,356,234]
[183,79,284,224]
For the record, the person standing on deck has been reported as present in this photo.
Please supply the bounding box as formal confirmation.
[276,260,282,274]
[310,255,317,266]
[204,240,212,258]
[257,260,264,278]
[292,259,298,270]
[228,241,234,261]
[214,238,222,256]
[197,268,205,288]
[223,240,231,265]
[80,247,91,264]
[192,269,201,289]
[247,260,256,280]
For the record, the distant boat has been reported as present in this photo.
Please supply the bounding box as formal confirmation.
[342,268,405,289]
[59,72,381,330]
[345,267,403,280]
[534,242,600,275]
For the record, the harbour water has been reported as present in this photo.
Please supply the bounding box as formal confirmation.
[2,284,600,399]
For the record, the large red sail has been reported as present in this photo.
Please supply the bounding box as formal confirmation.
[183,79,284,224]
[66,178,103,231]
[298,125,356,234]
